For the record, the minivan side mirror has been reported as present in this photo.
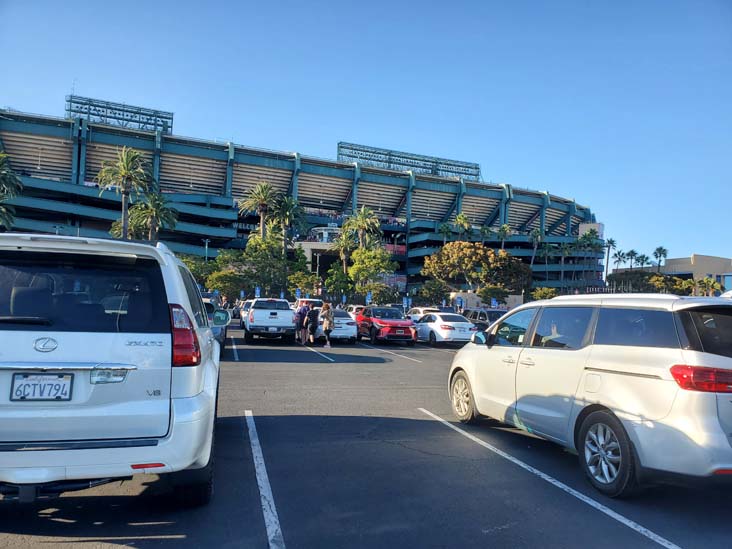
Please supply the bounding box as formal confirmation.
[471,331,495,347]
[213,309,231,326]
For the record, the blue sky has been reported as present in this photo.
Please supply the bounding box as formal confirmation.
[1,0,730,259]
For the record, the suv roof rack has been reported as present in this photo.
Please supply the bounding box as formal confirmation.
[551,293,681,301]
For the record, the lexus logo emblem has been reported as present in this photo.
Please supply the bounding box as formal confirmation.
[33,337,58,353]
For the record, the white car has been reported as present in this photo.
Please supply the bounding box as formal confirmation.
[406,307,441,322]
[0,234,227,506]
[722,290,732,298]
[415,312,477,345]
[315,309,357,343]
[448,293,732,497]
[346,304,365,320]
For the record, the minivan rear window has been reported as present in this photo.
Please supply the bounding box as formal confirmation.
[252,300,290,310]
[594,308,679,348]
[682,307,732,359]
[0,251,170,333]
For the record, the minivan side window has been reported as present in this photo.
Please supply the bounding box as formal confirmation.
[594,308,679,348]
[179,267,207,328]
[493,308,537,347]
[532,307,593,349]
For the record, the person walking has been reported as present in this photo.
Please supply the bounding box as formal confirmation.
[305,305,320,345]
[321,303,334,348]
[296,303,310,344]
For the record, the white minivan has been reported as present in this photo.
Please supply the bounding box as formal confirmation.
[448,294,732,497]
[0,234,228,505]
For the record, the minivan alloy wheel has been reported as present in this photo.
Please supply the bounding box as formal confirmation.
[452,377,470,417]
[584,423,621,484]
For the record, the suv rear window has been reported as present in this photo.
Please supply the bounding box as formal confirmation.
[680,307,732,359]
[252,300,290,310]
[594,308,679,348]
[0,251,170,333]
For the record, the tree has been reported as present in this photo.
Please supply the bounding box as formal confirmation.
[0,151,23,198]
[348,247,398,288]
[529,228,543,268]
[558,242,573,283]
[636,254,650,270]
[698,277,722,297]
[454,213,472,241]
[531,287,558,301]
[479,225,494,245]
[648,274,674,294]
[272,195,305,257]
[603,238,616,282]
[359,282,400,305]
[653,246,668,273]
[329,230,358,274]
[497,224,512,250]
[239,181,278,239]
[626,249,638,271]
[419,279,450,305]
[180,254,218,285]
[131,191,178,242]
[477,285,510,305]
[110,206,148,240]
[437,223,452,245]
[96,146,151,240]
[206,270,249,301]
[325,263,354,297]
[422,241,492,290]
[343,206,381,249]
[612,250,626,273]
[287,271,320,297]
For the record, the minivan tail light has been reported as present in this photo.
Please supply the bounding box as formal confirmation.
[670,365,732,393]
[169,304,201,367]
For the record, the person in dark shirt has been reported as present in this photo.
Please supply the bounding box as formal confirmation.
[304,307,320,345]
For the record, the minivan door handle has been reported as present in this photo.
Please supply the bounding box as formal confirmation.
[520,358,535,366]
[502,357,515,364]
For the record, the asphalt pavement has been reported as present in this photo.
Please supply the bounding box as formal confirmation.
[1,327,730,548]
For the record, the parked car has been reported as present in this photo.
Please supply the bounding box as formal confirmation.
[294,298,324,311]
[448,293,732,497]
[204,301,229,346]
[463,308,506,331]
[0,234,229,506]
[238,299,253,328]
[242,298,296,343]
[200,292,221,308]
[722,290,732,298]
[315,309,357,343]
[356,307,416,345]
[415,312,477,345]
[406,307,441,322]
[346,304,365,320]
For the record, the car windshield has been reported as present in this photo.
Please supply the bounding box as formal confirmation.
[253,300,291,310]
[439,314,469,323]
[372,308,404,319]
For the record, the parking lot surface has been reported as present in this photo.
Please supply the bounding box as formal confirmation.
[1,326,730,548]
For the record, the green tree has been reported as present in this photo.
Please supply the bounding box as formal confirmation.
[437,223,452,245]
[454,213,472,240]
[343,206,381,249]
[348,247,398,288]
[612,250,626,272]
[272,195,305,257]
[359,282,399,305]
[131,191,178,242]
[180,254,218,286]
[529,228,543,268]
[497,223,512,250]
[626,249,638,271]
[648,274,674,293]
[653,246,668,273]
[531,287,558,301]
[239,181,278,239]
[479,225,494,245]
[325,263,354,297]
[329,230,358,274]
[110,204,148,240]
[206,270,249,301]
[636,254,650,270]
[96,146,151,240]
[287,271,320,297]
[0,150,23,197]
[477,284,510,305]
[419,279,450,305]
[558,242,573,283]
[603,237,616,282]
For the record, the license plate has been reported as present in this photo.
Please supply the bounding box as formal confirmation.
[11,373,74,402]
[268,327,279,332]
[396,330,404,334]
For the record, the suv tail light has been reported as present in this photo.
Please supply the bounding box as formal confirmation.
[249,310,255,324]
[670,365,732,393]
[440,324,455,330]
[169,304,201,367]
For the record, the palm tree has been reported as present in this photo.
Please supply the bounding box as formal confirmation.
[330,230,358,275]
[603,238,616,282]
[497,223,512,250]
[343,205,381,249]
[479,225,494,245]
[540,242,554,282]
[681,278,697,296]
[131,191,178,242]
[454,213,471,240]
[239,181,279,239]
[529,228,543,268]
[273,196,305,257]
[626,249,638,271]
[612,250,626,272]
[0,151,23,198]
[437,223,452,245]
[637,254,650,270]
[96,147,152,240]
[0,199,16,230]
[559,242,573,283]
[653,246,668,273]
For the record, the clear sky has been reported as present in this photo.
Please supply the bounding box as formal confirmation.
[1,0,730,260]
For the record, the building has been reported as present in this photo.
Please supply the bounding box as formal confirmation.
[0,100,604,290]
[613,254,732,291]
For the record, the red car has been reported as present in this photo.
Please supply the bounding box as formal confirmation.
[356,307,416,345]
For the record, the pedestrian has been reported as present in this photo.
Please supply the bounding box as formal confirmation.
[305,306,320,345]
[296,302,310,343]
[320,303,334,348]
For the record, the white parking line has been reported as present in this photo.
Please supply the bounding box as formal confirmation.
[245,410,286,549]
[418,408,680,549]
[299,342,335,362]
[358,343,423,363]
[229,337,240,361]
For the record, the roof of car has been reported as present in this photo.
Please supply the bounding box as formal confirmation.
[526,293,732,312]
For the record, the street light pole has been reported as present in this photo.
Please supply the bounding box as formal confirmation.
[202,239,211,262]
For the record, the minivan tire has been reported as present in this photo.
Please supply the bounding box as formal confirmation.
[578,410,638,498]
[450,371,478,424]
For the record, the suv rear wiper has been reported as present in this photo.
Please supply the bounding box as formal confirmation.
[0,316,53,325]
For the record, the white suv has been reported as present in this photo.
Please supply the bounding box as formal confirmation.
[0,234,228,505]
[448,293,732,497]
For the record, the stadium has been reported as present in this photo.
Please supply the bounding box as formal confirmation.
[0,96,604,291]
